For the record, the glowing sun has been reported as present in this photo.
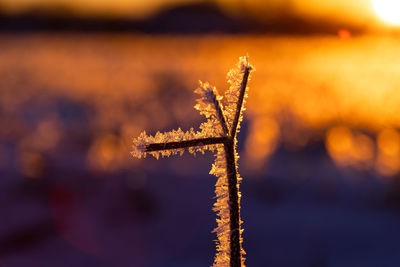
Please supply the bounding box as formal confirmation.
[372,0,400,25]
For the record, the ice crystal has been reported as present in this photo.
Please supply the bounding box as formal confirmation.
[131,128,215,159]
[131,56,254,267]
[224,56,254,135]
[211,146,231,267]
[195,81,228,136]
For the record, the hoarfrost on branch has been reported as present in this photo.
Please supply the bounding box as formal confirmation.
[131,56,254,267]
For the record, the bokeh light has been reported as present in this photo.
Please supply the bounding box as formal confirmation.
[376,128,400,176]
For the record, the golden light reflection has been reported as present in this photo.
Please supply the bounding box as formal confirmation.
[244,117,279,172]
[326,126,353,166]
[377,128,400,156]
[32,119,61,151]
[87,133,125,172]
[352,134,375,164]
[376,129,400,176]
[19,151,46,178]
[326,126,374,170]
[372,0,400,25]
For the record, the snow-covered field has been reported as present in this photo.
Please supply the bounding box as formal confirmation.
[0,34,400,266]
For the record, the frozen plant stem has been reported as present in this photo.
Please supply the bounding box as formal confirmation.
[224,138,241,267]
[224,65,250,267]
[132,57,254,267]
[230,66,250,137]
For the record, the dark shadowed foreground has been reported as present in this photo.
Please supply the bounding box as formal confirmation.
[0,34,400,267]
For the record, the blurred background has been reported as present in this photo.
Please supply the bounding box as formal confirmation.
[1,0,400,266]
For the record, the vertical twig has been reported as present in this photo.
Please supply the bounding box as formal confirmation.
[224,139,242,267]
[225,64,252,267]
[230,67,251,137]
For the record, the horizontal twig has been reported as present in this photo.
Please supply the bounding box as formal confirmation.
[145,137,227,152]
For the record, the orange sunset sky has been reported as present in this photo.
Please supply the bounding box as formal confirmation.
[0,0,377,23]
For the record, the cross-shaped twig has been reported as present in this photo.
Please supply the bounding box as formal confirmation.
[132,57,254,267]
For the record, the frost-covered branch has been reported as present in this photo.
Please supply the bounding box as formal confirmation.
[211,90,229,136]
[224,57,254,137]
[195,81,229,136]
[132,128,223,159]
[216,57,253,267]
[131,56,255,267]
[145,136,226,152]
[230,65,251,137]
